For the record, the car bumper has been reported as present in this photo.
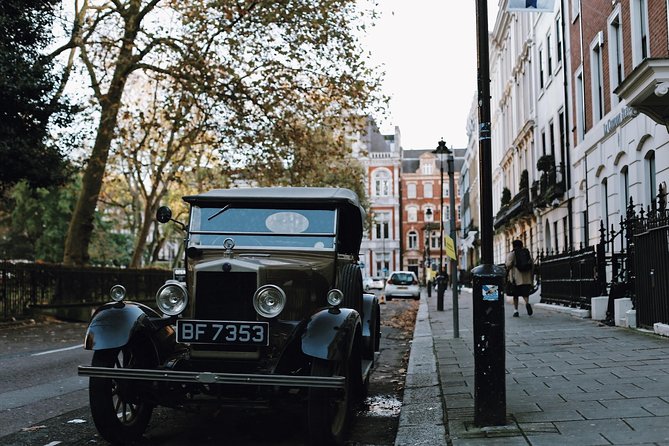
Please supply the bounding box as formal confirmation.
[78,366,345,389]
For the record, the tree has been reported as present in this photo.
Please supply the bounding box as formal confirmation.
[0,0,71,193]
[102,77,226,267]
[56,0,384,266]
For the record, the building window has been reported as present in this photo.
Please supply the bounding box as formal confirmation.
[546,34,553,75]
[430,231,440,250]
[407,183,417,199]
[631,0,649,66]
[421,161,434,175]
[549,120,555,155]
[407,206,418,222]
[374,212,390,239]
[424,182,433,198]
[553,221,559,253]
[408,231,418,250]
[601,177,609,231]
[591,38,605,122]
[556,15,563,65]
[608,11,624,103]
[620,165,629,211]
[541,129,547,156]
[646,150,656,207]
[575,68,585,140]
[571,0,580,20]
[558,110,565,156]
[538,47,545,89]
[373,170,391,197]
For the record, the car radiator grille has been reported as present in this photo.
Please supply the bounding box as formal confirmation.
[194,271,257,321]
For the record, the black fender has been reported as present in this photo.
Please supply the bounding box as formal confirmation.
[361,293,380,359]
[302,307,360,361]
[84,301,171,352]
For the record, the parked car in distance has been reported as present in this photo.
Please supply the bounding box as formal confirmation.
[78,187,381,446]
[384,271,420,301]
[363,276,384,290]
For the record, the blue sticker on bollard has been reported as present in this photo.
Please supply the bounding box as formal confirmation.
[482,284,499,301]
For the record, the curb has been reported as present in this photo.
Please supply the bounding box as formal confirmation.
[395,295,447,446]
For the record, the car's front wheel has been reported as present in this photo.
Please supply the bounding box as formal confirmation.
[308,357,353,446]
[89,338,156,444]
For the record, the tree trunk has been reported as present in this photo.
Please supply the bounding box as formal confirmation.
[62,3,141,266]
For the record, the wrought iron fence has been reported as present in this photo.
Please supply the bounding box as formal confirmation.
[631,202,669,328]
[0,261,171,320]
[538,189,669,328]
[538,246,604,309]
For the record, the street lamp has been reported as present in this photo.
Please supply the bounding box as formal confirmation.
[432,139,450,311]
[447,147,460,338]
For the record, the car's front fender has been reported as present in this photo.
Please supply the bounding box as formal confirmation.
[301,307,360,361]
[84,302,165,351]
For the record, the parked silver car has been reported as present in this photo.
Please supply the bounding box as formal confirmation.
[383,271,420,301]
[363,276,384,290]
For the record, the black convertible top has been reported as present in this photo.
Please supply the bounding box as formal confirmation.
[183,187,366,256]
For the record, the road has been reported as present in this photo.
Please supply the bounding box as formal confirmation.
[0,295,417,445]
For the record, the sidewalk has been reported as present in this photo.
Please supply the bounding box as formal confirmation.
[396,287,669,445]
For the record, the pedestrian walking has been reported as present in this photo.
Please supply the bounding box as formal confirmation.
[505,239,534,317]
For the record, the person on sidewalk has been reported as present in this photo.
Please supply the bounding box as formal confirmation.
[505,239,534,317]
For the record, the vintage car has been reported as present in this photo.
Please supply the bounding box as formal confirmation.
[78,187,380,445]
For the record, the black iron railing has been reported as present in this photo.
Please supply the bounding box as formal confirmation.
[0,261,171,320]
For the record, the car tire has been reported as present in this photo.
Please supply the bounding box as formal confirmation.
[308,357,353,446]
[89,338,156,444]
[337,264,363,313]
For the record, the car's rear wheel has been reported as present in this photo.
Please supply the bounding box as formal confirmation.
[308,357,353,446]
[89,338,156,444]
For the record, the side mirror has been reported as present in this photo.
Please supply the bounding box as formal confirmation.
[156,206,172,224]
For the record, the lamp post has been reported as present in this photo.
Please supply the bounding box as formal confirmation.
[433,139,450,311]
[473,0,506,426]
[447,149,460,338]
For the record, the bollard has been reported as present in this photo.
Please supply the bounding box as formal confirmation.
[472,263,506,426]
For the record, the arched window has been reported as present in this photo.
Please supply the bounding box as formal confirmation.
[408,231,418,250]
[373,170,391,197]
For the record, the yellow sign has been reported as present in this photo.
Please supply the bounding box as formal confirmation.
[445,235,456,260]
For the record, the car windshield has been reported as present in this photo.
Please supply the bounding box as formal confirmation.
[188,206,337,250]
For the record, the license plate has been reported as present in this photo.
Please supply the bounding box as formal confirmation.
[177,320,269,346]
[397,286,407,289]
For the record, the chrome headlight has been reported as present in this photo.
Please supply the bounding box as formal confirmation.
[110,284,126,302]
[327,289,344,307]
[156,280,188,316]
[253,285,286,318]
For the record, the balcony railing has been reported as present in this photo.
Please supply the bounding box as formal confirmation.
[531,161,566,208]
[493,187,531,229]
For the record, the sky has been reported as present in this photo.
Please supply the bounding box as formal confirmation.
[364,1,500,150]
